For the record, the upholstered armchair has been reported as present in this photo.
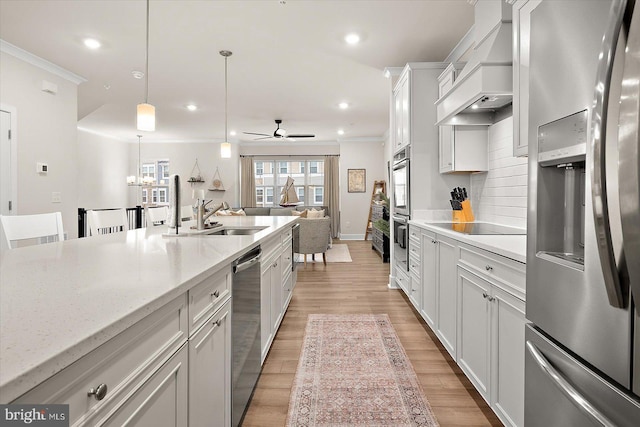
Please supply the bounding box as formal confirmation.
[294,217,332,266]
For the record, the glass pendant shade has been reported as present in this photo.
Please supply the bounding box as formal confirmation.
[137,103,155,131]
[220,141,231,158]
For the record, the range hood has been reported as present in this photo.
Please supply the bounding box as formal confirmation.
[435,1,513,126]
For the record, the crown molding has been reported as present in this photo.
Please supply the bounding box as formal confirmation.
[1,39,86,85]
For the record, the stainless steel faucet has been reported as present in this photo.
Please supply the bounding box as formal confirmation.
[196,200,230,230]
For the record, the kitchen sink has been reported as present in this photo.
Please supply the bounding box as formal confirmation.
[203,226,267,236]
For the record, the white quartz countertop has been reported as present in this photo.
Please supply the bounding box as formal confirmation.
[408,220,527,264]
[0,215,297,402]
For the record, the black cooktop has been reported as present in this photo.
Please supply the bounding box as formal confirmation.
[428,222,526,235]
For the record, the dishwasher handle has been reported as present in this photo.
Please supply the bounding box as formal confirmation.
[233,253,261,274]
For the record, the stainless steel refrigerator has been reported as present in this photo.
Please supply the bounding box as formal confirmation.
[526,0,640,425]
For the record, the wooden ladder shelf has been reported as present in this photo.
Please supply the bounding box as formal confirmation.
[364,180,386,240]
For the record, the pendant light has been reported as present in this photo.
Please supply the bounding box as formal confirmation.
[220,50,232,158]
[137,0,155,132]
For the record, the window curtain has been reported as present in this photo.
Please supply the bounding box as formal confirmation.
[240,156,255,208]
[323,155,340,238]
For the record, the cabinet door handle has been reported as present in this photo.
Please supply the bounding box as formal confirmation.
[488,296,495,302]
[211,290,220,298]
[432,240,437,244]
[88,383,108,401]
[485,265,493,271]
[482,292,489,299]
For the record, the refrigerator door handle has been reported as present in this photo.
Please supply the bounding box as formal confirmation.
[526,341,617,427]
[619,0,640,304]
[591,0,628,308]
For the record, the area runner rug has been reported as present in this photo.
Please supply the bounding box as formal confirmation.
[286,314,439,427]
[295,244,352,263]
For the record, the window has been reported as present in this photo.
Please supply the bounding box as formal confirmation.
[141,159,170,206]
[253,158,324,207]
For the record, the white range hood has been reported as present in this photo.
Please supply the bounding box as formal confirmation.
[436,1,513,126]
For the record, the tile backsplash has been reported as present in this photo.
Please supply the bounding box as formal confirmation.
[470,116,528,229]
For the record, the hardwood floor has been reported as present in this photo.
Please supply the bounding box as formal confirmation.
[242,240,503,427]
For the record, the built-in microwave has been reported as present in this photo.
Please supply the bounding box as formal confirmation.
[392,147,410,216]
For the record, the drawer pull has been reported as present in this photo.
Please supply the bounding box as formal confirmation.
[485,265,493,271]
[488,296,495,302]
[432,240,437,244]
[88,383,108,401]
[213,319,222,327]
[482,292,489,299]
[211,290,220,298]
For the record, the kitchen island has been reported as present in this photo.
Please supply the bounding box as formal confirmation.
[0,215,297,425]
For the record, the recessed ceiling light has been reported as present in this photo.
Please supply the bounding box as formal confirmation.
[339,102,349,109]
[229,130,237,136]
[83,38,101,49]
[471,104,479,110]
[186,104,197,111]
[337,129,345,135]
[344,33,360,45]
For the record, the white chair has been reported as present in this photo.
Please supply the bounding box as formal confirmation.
[0,212,65,249]
[146,206,168,226]
[87,209,128,236]
[181,205,194,221]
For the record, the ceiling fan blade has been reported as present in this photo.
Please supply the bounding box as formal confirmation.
[287,134,315,138]
[253,136,273,140]
[243,132,271,137]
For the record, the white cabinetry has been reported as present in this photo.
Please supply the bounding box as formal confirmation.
[435,235,458,358]
[408,222,526,427]
[188,299,231,427]
[420,230,437,329]
[458,244,526,427]
[260,226,295,363]
[513,0,542,157]
[408,227,421,311]
[13,294,190,426]
[438,64,488,173]
[393,71,410,150]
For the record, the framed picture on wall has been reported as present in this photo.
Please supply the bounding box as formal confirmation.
[347,169,366,193]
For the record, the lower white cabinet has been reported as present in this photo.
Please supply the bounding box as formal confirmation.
[188,299,231,427]
[457,266,526,427]
[436,235,458,359]
[420,231,437,328]
[260,226,295,363]
[100,345,188,427]
[408,222,526,427]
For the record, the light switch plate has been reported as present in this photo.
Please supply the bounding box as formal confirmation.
[51,192,61,203]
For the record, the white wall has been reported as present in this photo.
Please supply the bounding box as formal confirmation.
[470,116,528,228]
[78,130,129,209]
[339,140,385,239]
[132,141,240,208]
[0,52,79,238]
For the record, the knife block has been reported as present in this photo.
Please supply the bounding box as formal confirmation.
[461,199,475,222]
[452,210,466,223]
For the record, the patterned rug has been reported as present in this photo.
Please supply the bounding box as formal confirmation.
[286,314,439,427]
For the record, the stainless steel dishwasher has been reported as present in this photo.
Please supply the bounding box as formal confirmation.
[231,246,261,427]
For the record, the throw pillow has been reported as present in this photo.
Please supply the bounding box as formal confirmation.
[307,208,325,218]
[230,209,246,216]
[215,209,231,216]
[291,209,308,218]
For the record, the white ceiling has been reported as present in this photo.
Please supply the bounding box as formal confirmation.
[0,0,474,144]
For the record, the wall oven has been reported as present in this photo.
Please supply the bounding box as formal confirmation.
[392,147,410,216]
[392,214,409,271]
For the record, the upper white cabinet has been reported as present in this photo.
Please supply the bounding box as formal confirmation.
[438,63,489,173]
[393,70,410,150]
[512,0,542,157]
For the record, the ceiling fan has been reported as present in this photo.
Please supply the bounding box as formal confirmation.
[243,119,315,140]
